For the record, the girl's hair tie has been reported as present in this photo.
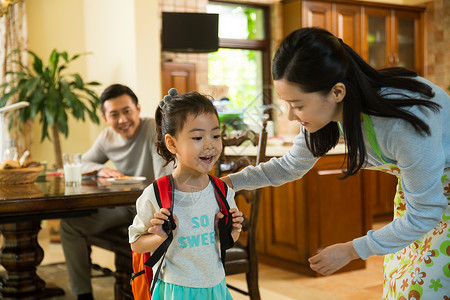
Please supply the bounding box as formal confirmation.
[159,88,179,109]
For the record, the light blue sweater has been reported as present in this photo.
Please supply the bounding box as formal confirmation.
[229,77,449,260]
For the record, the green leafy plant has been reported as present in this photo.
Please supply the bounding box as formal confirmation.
[0,49,101,168]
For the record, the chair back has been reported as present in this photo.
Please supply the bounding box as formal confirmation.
[216,116,268,300]
[216,117,268,262]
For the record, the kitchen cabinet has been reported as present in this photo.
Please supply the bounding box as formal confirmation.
[363,169,397,221]
[302,1,361,54]
[363,7,424,74]
[226,144,397,275]
[285,0,425,75]
[256,154,370,275]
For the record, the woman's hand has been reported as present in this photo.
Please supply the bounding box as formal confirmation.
[308,241,360,275]
[221,175,234,189]
[148,208,178,239]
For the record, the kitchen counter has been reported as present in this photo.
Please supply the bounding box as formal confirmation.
[224,141,346,158]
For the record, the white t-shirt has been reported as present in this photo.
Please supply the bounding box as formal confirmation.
[129,180,237,288]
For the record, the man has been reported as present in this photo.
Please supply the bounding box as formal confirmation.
[60,84,172,300]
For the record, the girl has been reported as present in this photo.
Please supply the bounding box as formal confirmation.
[129,89,243,299]
[222,27,449,299]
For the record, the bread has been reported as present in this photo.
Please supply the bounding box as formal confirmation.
[21,161,42,168]
[0,160,21,169]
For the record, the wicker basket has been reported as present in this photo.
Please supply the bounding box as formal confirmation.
[0,165,44,185]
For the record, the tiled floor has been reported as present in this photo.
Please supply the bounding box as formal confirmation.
[1,221,386,299]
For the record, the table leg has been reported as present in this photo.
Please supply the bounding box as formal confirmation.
[0,221,65,299]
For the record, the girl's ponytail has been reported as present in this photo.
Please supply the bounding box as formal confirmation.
[155,104,176,167]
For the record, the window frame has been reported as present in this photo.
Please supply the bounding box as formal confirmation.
[209,1,273,110]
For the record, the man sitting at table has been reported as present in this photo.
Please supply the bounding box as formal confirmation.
[60,84,172,300]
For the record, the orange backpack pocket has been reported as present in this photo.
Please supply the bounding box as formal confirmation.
[131,252,153,300]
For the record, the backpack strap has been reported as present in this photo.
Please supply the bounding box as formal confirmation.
[144,174,176,295]
[209,175,234,265]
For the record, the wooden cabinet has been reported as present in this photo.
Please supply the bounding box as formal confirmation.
[161,62,197,97]
[256,154,370,275]
[363,7,424,74]
[302,1,361,53]
[363,169,397,221]
[286,0,425,75]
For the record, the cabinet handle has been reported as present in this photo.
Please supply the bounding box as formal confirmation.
[317,169,345,175]
[388,54,394,65]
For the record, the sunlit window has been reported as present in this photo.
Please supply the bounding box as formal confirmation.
[206,2,270,132]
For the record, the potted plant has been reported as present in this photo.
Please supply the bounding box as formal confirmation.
[0,49,101,169]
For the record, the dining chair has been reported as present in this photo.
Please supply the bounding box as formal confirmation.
[216,118,268,300]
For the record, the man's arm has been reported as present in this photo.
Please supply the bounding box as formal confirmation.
[81,130,111,174]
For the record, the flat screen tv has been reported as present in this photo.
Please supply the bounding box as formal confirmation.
[162,12,219,53]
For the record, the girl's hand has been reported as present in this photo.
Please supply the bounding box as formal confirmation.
[308,241,360,275]
[148,208,178,239]
[229,207,244,233]
[216,208,244,242]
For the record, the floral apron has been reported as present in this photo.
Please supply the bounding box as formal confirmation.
[362,114,450,300]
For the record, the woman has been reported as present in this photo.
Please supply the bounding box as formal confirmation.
[222,27,449,299]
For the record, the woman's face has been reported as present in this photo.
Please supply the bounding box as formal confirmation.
[274,79,345,133]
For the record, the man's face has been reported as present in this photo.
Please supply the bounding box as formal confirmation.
[102,94,141,140]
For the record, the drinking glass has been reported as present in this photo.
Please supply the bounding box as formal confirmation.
[62,153,82,186]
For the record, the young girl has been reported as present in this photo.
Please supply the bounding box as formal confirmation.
[129,89,243,299]
[222,27,449,299]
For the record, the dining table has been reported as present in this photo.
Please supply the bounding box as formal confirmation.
[0,175,149,299]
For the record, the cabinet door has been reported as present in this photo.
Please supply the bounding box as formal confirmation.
[302,1,332,32]
[261,179,308,264]
[161,62,196,97]
[307,155,368,249]
[363,7,392,69]
[393,10,423,74]
[335,4,362,55]
[306,155,368,272]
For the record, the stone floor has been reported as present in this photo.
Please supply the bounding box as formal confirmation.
[1,221,386,299]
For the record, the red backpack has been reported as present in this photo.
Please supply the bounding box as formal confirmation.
[130,174,234,299]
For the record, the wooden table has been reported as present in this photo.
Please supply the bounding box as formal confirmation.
[0,176,148,300]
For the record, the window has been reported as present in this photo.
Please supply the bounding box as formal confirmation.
[206,2,271,132]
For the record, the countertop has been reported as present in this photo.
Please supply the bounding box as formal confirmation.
[224,141,346,157]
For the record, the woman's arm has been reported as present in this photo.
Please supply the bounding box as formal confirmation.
[354,112,447,259]
[228,132,319,191]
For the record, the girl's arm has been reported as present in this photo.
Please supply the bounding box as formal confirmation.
[130,232,167,254]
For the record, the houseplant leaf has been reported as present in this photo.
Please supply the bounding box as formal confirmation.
[0,48,101,168]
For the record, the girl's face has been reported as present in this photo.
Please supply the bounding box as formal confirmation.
[274,79,345,133]
[166,112,222,177]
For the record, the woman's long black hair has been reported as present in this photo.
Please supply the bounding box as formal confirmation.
[272,27,440,178]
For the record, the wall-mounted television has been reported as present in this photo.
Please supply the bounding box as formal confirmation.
[162,12,219,53]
